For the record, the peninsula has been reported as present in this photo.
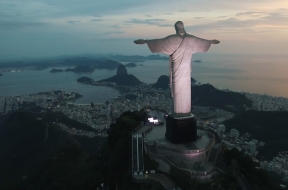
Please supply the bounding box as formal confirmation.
[98,64,142,86]
[50,68,64,73]
[125,62,137,68]
[76,64,143,86]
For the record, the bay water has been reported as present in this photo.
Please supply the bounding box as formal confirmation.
[1,54,288,104]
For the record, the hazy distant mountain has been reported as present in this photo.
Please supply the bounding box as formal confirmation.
[77,76,94,84]
[124,62,137,68]
[50,68,64,73]
[98,64,142,86]
[65,64,95,73]
[63,59,121,73]
[0,54,170,70]
[105,54,168,62]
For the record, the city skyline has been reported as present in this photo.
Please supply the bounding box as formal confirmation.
[0,0,288,59]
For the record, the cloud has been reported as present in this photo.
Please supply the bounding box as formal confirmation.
[91,19,102,22]
[194,17,205,19]
[236,11,266,17]
[110,25,121,28]
[96,31,125,37]
[186,9,288,34]
[67,20,81,24]
[0,20,46,29]
[0,1,64,19]
[1,0,288,59]
[124,18,168,27]
[92,14,102,17]
[158,24,172,27]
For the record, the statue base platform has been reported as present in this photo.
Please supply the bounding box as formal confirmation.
[165,114,197,144]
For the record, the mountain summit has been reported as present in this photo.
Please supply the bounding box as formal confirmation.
[98,64,142,86]
[116,64,128,76]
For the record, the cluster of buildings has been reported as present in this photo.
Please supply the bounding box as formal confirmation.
[0,96,5,113]
[0,85,173,135]
[192,105,235,124]
[1,85,287,164]
[54,122,106,137]
[203,123,265,158]
[0,91,79,114]
[244,92,288,111]
[260,152,288,182]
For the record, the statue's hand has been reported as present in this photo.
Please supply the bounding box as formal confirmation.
[211,40,220,44]
[134,39,146,44]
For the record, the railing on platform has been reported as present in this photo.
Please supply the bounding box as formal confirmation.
[153,132,216,154]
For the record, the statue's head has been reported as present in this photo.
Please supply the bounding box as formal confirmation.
[174,21,186,35]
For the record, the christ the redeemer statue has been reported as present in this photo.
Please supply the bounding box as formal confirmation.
[134,21,220,117]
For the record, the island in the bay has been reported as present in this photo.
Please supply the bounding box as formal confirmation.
[124,62,137,68]
[50,68,64,73]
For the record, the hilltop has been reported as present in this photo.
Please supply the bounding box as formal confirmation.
[223,110,288,159]
[1,109,285,190]
[0,110,106,189]
[76,64,143,86]
[98,64,142,86]
[151,77,251,113]
[192,84,252,114]
[4,110,147,190]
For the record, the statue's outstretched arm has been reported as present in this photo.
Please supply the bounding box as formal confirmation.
[134,39,147,44]
[134,35,176,55]
[211,39,220,44]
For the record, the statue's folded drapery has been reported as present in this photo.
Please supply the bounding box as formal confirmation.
[147,34,211,116]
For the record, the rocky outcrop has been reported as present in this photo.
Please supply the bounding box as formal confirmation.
[98,64,142,86]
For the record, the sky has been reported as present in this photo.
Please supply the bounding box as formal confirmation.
[0,0,288,60]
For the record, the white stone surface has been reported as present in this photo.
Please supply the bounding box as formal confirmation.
[145,21,213,116]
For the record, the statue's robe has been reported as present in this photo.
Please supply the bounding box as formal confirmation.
[146,34,211,116]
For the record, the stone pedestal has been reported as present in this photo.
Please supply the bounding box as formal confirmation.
[165,114,197,144]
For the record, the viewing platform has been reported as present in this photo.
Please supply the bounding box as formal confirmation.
[130,110,222,188]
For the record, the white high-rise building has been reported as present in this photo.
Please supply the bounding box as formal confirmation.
[249,141,257,155]
[230,128,240,139]
[218,124,226,134]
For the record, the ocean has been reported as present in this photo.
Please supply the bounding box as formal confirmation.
[1,54,288,104]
